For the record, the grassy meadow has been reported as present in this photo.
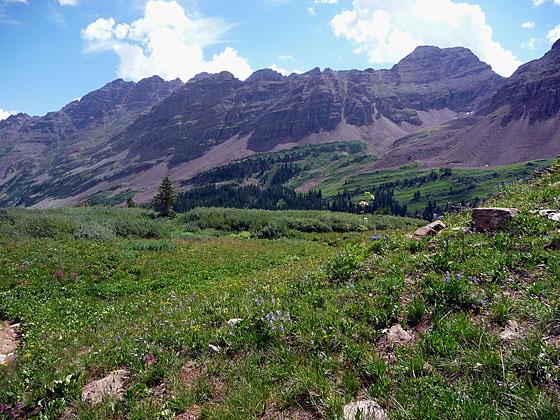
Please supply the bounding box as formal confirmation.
[1,160,560,418]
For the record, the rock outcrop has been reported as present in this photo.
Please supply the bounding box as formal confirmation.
[343,399,387,420]
[413,220,447,238]
[82,369,130,404]
[472,208,518,232]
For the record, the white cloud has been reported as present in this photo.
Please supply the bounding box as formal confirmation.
[331,0,521,77]
[532,0,560,5]
[307,6,316,15]
[58,0,78,5]
[0,108,16,121]
[278,54,294,61]
[82,0,252,82]
[521,36,541,50]
[315,0,338,3]
[521,21,535,29]
[268,64,304,76]
[547,24,560,43]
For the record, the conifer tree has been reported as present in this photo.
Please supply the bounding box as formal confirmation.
[126,196,137,208]
[153,176,176,217]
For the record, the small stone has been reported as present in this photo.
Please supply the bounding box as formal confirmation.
[343,399,387,420]
[413,221,447,238]
[208,344,221,354]
[500,320,521,341]
[386,325,413,346]
[472,208,518,232]
[538,209,560,223]
[81,369,130,405]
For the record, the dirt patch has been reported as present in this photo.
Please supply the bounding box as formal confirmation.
[261,402,322,419]
[0,321,20,365]
[174,404,202,420]
[210,376,227,402]
[181,362,202,388]
[81,369,130,405]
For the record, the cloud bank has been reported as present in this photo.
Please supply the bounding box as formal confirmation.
[0,108,15,121]
[331,0,521,77]
[82,0,252,82]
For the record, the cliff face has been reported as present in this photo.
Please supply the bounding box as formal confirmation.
[0,76,183,206]
[483,39,560,125]
[371,40,560,170]
[115,45,502,164]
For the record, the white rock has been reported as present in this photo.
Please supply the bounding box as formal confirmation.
[500,320,521,341]
[343,400,387,420]
[81,369,130,405]
[226,318,243,327]
[208,344,221,354]
[386,325,413,346]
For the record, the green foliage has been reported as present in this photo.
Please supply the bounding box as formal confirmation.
[153,176,176,217]
[1,161,559,418]
[324,245,364,283]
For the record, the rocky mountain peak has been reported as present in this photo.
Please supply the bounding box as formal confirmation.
[246,69,285,83]
[393,45,495,84]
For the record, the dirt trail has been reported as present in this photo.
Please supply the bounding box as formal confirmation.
[0,321,20,365]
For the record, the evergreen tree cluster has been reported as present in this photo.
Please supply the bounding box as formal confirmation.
[174,184,323,213]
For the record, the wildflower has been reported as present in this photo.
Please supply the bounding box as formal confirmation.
[444,272,451,283]
[53,270,64,279]
[115,335,122,341]
[371,234,381,241]
[144,354,156,365]
[71,272,78,280]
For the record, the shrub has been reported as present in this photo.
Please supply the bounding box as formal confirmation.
[250,223,289,239]
[114,219,164,239]
[324,245,363,283]
[74,222,116,241]
[17,216,77,239]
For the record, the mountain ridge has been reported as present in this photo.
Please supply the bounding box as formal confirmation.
[0,43,558,207]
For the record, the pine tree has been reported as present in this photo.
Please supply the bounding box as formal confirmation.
[126,197,137,208]
[153,176,176,217]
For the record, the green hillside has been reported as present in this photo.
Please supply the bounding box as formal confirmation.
[1,159,559,418]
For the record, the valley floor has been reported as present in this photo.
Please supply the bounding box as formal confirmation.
[1,162,560,418]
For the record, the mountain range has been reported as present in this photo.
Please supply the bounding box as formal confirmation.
[1,40,559,207]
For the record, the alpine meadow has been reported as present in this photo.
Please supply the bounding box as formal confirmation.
[1,0,560,419]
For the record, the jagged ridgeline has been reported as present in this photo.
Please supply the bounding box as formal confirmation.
[2,42,559,208]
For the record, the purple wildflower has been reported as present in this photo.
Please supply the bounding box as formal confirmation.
[444,272,451,283]
[370,234,381,241]
[53,270,64,280]
[144,353,156,365]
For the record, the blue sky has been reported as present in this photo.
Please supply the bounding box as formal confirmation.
[0,0,559,117]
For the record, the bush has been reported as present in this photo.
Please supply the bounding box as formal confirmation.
[114,219,164,239]
[16,216,77,239]
[250,223,289,240]
[75,222,116,241]
[324,245,363,283]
